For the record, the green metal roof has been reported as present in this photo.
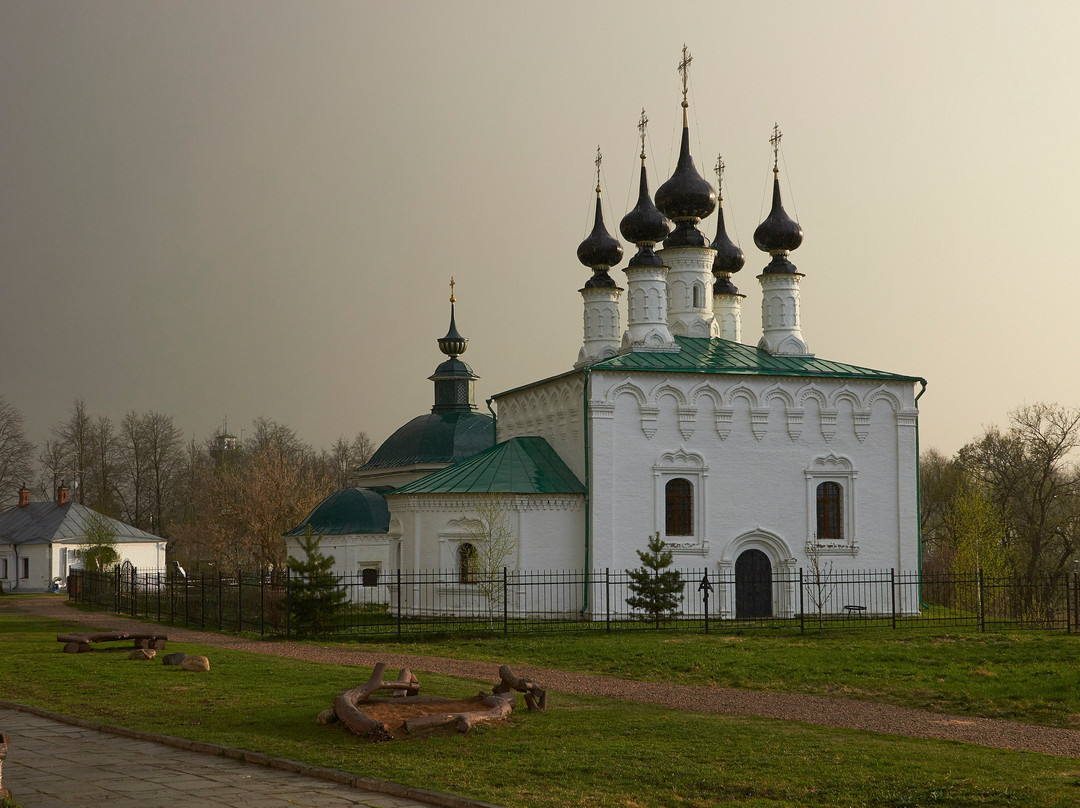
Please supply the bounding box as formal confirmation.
[588,336,923,382]
[362,410,494,470]
[283,487,390,537]
[388,437,585,496]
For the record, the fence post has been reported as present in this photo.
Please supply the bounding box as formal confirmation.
[1063,572,1069,634]
[237,568,243,633]
[703,568,709,634]
[890,568,897,630]
[799,568,804,634]
[259,569,265,637]
[978,568,985,633]
[285,566,291,639]
[395,568,402,641]
[502,568,508,634]
[605,568,611,632]
[131,566,138,616]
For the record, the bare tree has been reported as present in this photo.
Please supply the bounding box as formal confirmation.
[804,538,834,628]
[143,411,184,535]
[87,415,120,516]
[54,399,93,504]
[116,411,149,529]
[328,432,376,489]
[959,403,1080,585]
[0,397,34,507]
[462,494,518,626]
[36,438,66,500]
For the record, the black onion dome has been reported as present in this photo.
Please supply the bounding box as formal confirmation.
[753,176,803,255]
[621,163,673,247]
[710,207,745,276]
[577,194,623,273]
[438,303,468,357]
[655,121,717,248]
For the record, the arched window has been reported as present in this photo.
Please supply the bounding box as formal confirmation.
[458,543,478,584]
[665,478,693,536]
[692,284,703,308]
[816,482,843,540]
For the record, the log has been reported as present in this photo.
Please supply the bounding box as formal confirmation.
[496,665,546,711]
[402,692,514,735]
[332,663,420,740]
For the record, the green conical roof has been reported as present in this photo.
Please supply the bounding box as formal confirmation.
[389,437,584,496]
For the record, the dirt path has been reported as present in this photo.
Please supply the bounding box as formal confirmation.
[8,595,1080,758]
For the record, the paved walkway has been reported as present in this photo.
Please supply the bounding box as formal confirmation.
[0,705,496,808]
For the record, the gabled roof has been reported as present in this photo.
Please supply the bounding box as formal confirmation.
[0,502,163,546]
[389,437,585,496]
[590,336,923,382]
[283,487,391,537]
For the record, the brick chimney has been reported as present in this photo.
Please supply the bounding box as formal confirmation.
[18,486,30,508]
[56,483,69,507]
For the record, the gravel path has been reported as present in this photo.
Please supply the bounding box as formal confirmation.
[9,595,1080,759]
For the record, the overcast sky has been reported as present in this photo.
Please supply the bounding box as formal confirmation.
[2,0,1078,458]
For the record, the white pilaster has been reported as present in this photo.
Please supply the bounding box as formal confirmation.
[659,246,719,339]
[712,291,743,342]
[576,286,623,368]
[757,271,811,356]
[620,265,678,353]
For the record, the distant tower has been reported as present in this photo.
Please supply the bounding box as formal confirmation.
[575,147,624,369]
[711,155,746,342]
[655,46,719,340]
[619,110,678,353]
[754,124,810,356]
[432,278,480,411]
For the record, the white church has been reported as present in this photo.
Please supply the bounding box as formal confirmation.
[286,59,925,619]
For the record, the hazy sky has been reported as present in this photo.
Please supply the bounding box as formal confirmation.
[3,0,1078,458]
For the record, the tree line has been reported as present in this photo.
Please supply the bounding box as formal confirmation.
[921,403,1080,593]
[0,396,373,571]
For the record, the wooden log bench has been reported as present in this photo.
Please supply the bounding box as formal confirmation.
[57,631,168,654]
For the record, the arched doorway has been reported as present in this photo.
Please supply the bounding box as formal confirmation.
[735,549,772,618]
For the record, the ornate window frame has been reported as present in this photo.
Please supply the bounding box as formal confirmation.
[653,449,708,554]
[804,455,858,555]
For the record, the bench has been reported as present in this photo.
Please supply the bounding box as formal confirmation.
[57,631,168,654]
[842,605,866,615]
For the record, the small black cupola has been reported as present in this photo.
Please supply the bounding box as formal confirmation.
[711,154,745,296]
[620,109,672,268]
[577,147,623,288]
[654,47,717,248]
[753,124,804,274]
[430,278,479,413]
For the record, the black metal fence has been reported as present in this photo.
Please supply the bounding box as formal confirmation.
[69,566,1080,639]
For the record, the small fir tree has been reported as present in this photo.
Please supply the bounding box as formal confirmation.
[286,527,345,636]
[626,532,684,622]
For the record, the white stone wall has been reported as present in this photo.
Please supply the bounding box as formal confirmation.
[494,374,586,481]
[283,533,393,603]
[588,370,920,578]
[4,539,167,592]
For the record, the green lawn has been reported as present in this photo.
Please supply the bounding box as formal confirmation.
[2,604,1080,807]
[350,628,1080,729]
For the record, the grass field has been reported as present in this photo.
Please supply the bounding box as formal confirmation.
[2,600,1080,807]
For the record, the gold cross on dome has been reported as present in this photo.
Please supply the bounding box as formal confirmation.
[638,108,648,160]
[678,45,693,108]
[449,276,455,303]
[770,123,783,174]
[714,154,725,201]
[595,145,603,194]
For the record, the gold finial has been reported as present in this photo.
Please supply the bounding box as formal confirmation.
[595,145,603,195]
[714,154,725,204]
[638,108,648,161]
[449,276,456,304]
[770,123,782,175]
[678,45,693,110]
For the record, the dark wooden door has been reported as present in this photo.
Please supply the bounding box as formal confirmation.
[735,549,772,618]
